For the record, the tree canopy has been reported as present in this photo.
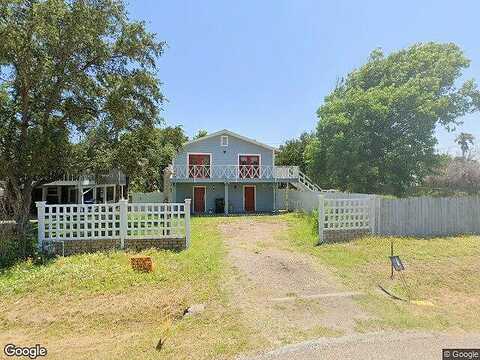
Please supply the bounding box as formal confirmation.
[193,129,208,139]
[275,132,313,173]
[74,125,187,192]
[306,43,480,196]
[0,0,165,248]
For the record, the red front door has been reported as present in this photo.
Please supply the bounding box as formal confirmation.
[193,187,205,213]
[244,186,255,213]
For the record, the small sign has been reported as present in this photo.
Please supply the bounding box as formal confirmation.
[389,256,405,271]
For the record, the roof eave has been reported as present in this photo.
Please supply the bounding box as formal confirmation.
[181,129,276,151]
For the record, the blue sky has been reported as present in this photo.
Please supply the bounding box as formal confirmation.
[128,0,479,155]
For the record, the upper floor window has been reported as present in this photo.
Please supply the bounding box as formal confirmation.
[188,153,211,178]
[221,135,228,147]
[239,155,260,178]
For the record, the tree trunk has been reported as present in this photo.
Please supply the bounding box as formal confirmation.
[9,181,33,258]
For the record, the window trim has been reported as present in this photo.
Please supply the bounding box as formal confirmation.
[186,152,212,179]
[238,154,261,179]
[220,135,229,147]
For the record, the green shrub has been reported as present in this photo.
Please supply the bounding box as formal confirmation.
[0,228,20,268]
[0,225,37,269]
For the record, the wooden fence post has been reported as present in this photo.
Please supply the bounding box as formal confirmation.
[119,199,128,249]
[36,201,46,252]
[318,194,325,245]
[185,199,191,248]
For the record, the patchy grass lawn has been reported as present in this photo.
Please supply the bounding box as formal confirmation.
[0,217,257,360]
[284,212,480,332]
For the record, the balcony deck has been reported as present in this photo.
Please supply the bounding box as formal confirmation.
[170,165,300,183]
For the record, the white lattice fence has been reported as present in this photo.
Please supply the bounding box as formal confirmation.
[127,203,187,239]
[42,204,121,241]
[323,198,371,230]
[318,196,375,243]
[36,199,191,251]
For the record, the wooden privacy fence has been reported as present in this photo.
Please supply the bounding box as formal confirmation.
[374,196,480,236]
[275,188,371,212]
[274,189,375,243]
[279,189,480,241]
[36,199,191,252]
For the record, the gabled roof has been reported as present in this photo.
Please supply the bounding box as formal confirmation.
[182,129,276,151]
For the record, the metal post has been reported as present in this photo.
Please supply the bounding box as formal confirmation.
[224,183,229,215]
[390,239,394,279]
[185,198,191,248]
[119,199,128,250]
[318,194,325,245]
[369,195,376,234]
[286,182,289,211]
[273,182,276,212]
[376,196,382,235]
[36,201,46,252]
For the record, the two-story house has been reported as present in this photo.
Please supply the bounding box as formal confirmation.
[167,129,319,214]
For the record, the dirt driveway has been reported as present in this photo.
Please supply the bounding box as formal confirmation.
[220,216,480,360]
[219,217,371,349]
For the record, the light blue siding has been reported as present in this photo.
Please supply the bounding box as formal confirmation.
[173,182,275,214]
[174,134,274,168]
[171,132,278,213]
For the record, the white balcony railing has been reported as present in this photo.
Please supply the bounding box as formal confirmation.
[171,165,299,181]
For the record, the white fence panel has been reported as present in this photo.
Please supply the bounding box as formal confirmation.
[377,196,480,236]
[42,203,121,241]
[276,189,374,213]
[285,190,320,212]
[36,199,191,251]
[276,188,480,238]
[275,189,375,243]
[323,198,371,230]
[127,203,186,239]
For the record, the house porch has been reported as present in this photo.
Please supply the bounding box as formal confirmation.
[173,182,277,214]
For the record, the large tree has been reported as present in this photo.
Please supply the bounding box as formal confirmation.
[275,131,313,173]
[307,43,480,195]
[0,0,165,253]
[75,125,187,192]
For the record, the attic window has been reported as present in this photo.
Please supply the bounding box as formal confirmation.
[221,135,228,147]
